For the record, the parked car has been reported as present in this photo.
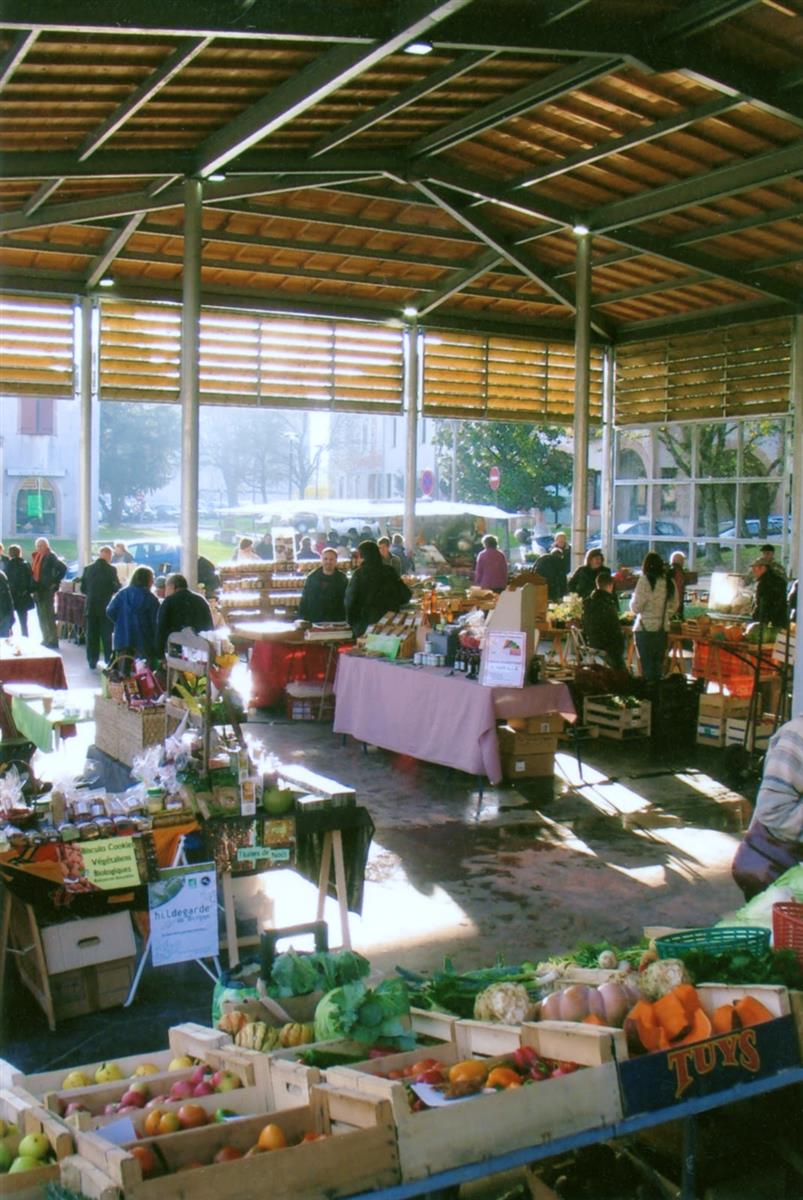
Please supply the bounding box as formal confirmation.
[121,538,182,574]
[611,519,686,567]
[712,516,788,540]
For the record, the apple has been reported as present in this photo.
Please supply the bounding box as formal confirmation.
[211,1071,241,1093]
[168,1055,194,1071]
[94,1062,124,1085]
[0,1143,14,1172]
[132,1062,160,1077]
[18,1133,50,1162]
[144,1095,168,1109]
[8,1156,43,1174]
[119,1089,148,1109]
[168,1080,194,1102]
[117,1106,139,1115]
[192,1081,215,1097]
[189,1065,207,1086]
[129,1144,158,1178]
[158,1112,181,1135]
[103,1103,120,1116]
[62,1070,92,1090]
[177,1104,208,1130]
[127,1081,150,1096]
[63,1102,88,1117]
[213,1145,243,1163]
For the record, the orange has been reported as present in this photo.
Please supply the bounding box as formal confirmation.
[486,1066,522,1089]
[447,1060,488,1086]
[257,1123,288,1151]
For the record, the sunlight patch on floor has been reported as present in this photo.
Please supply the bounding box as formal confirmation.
[554,752,609,788]
[631,825,740,876]
[536,813,599,858]
[605,863,668,888]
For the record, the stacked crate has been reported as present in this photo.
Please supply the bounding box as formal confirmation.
[696,693,750,748]
[497,713,563,780]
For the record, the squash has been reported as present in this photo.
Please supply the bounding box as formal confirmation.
[667,1008,712,1047]
[733,996,774,1027]
[670,984,702,1022]
[652,991,692,1043]
[711,1003,737,1034]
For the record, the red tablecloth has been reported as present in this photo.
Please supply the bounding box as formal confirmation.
[56,590,87,632]
[249,641,330,707]
[333,654,575,784]
[0,638,68,691]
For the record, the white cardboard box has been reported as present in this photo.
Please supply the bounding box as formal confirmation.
[41,912,137,976]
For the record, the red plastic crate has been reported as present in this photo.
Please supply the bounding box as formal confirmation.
[773,901,803,966]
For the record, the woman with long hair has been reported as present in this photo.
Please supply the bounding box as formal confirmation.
[106,565,160,668]
[629,551,676,682]
[345,540,411,636]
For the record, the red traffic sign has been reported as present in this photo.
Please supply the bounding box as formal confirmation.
[489,465,501,491]
[421,468,435,496]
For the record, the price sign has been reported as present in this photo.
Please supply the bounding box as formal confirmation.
[148,864,219,967]
[489,466,501,491]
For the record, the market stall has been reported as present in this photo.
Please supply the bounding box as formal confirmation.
[0,637,67,693]
[334,653,574,786]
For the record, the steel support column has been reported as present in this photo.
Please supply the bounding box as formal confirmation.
[78,296,93,569]
[600,344,615,564]
[180,177,202,588]
[403,322,420,558]
[790,314,802,716]
[571,233,592,565]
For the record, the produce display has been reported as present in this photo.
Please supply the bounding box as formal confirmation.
[0,1116,55,1176]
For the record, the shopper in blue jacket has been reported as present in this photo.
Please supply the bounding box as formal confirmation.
[106,566,160,667]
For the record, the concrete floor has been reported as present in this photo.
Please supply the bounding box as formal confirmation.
[3,624,756,1071]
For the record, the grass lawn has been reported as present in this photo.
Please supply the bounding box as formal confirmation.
[44,527,235,566]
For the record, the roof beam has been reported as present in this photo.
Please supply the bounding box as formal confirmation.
[614,297,792,342]
[77,37,212,162]
[586,140,803,232]
[417,159,571,227]
[655,0,762,39]
[210,199,478,243]
[539,1,595,25]
[510,94,744,189]
[409,55,624,158]
[414,179,617,336]
[593,271,713,306]
[309,49,496,158]
[417,250,504,314]
[85,214,147,288]
[0,27,37,92]
[672,201,803,245]
[22,178,63,216]
[193,0,476,177]
[0,148,393,180]
[0,171,389,236]
[605,224,800,306]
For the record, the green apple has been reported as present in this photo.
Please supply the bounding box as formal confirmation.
[62,1070,92,1090]
[132,1062,160,1077]
[17,1133,50,1162]
[8,1156,43,1174]
[94,1062,124,1084]
[0,1142,14,1172]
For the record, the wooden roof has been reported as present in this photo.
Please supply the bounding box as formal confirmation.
[0,0,801,343]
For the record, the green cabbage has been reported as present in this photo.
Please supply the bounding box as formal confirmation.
[267,948,370,998]
[314,978,415,1048]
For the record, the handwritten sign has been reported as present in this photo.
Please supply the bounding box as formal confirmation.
[480,630,527,688]
[148,864,219,967]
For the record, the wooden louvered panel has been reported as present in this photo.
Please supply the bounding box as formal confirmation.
[0,294,75,396]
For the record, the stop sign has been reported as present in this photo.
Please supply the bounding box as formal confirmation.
[421,468,435,496]
[489,465,501,491]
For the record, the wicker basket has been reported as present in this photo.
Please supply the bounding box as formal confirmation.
[655,925,771,960]
[772,902,803,966]
[93,696,167,767]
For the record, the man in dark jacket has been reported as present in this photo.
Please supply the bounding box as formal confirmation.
[0,567,13,637]
[299,548,347,623]
[80,545,120,668]
[751,559,788,628]
[582,568,625,668]
[534,546,568,601]
[31,536,67,649]
[5,545,34,636]
[156,572,214,657]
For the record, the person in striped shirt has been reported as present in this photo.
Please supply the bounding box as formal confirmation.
[732,715,803,899]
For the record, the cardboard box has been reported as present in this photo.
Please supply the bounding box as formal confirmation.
[497,725,558,756]
[40,912,136,976]
[617,985,799,1117]
[500,751,554,780]
[508,712,565,734]
[48,957,136,1022]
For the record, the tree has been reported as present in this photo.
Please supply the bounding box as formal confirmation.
[434,420,574,516]
[99,402,180,522]
[201,407,326,506]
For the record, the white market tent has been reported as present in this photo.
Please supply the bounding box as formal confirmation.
[219,499,518,524]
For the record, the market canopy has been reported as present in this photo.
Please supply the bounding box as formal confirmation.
[219,498,518,524]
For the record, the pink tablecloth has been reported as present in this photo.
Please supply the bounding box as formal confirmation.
[333,655,575,784]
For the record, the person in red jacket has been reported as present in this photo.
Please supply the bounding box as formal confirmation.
[474,535,509,593]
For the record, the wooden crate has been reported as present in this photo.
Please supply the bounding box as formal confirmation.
[583,696,651,740]
[0,1086,73,1200]
[725,714,776,751]
[13,1024,228,1105]
[231,1006,458,1111]
[325,1019,624,1182]
[62,1084,399,1200]
[67,1080,267,1135]
[93,696,168,767]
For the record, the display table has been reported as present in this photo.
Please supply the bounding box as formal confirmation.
[55,590,86,641]
[234,619,351,708]
[334,654,575,784]
[0,637,68,691]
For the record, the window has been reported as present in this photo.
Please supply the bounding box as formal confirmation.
[19,397,55,435]
[15,479,57,535]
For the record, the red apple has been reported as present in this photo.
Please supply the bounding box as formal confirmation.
[213,1145,243,1163]
[64,1101,87,1117]
[168,1079,194,1102]
[193,1081,215,1097]
[127,1081,150,1096]
[120,1089,148,1109]
[177,1104,208,1130]
[189,1065,207,1086]
[129,1144,159,1179]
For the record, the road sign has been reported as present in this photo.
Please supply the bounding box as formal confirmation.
[489,466,501,491]
[421,468,435,496]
